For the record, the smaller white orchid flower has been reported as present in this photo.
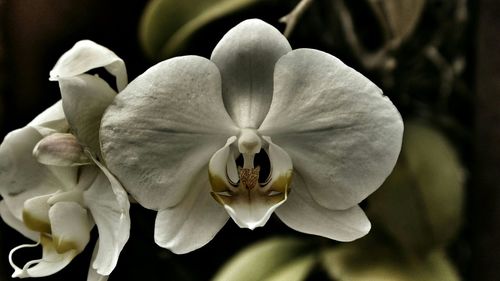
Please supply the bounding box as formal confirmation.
[0,40,130,280]
[100,19,403,254]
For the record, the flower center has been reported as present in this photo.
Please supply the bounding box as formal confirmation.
[208,129,293,229]
[239,167,260,190]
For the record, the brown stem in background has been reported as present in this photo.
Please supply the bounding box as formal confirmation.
[334,0,397,71]
[279,0,314,38]
[473,0,500,280]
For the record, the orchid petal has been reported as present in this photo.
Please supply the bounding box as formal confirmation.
[10,235,78,278]
[84,164,130,275]
[49,40,128,91]
[49,201,92,254]
[0,201,39,241]
[259,49,403,210]
[89,155,130,213]
[210,19,291,128]
[27,100,69,137]
[101,55,237,210]
[275,173,371,241]
[59,74,116,155]
[155,168,228,254]
[87,244,110,281]
[0,127,62,220]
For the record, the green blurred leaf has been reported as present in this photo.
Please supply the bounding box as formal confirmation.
[321,235,460,281]
[263,254,316,281]
[140,0,260,59]
[368,0,425,43]
[368,121,464,255]
[212,237,315,281]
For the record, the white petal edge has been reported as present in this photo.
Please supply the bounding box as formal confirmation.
[275,173,371,242]
[27,100,68,137]
[100,55,238,210]
[155,167,228,254]
[210,18,292,128]
[84,155,130,275]
[87,243,110,281]
[89,153,130,212]
[259,48,403,210]
[49,40,128,91]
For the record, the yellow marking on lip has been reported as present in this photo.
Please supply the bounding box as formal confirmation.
[23,210,51,234]
[269,170,293,194]
[52,235,81,254]
[208,172,230,193]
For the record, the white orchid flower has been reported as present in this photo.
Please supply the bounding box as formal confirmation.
[100,19,403,254]
[0,40,130,280]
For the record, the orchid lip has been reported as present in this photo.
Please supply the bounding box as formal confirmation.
[208,132,293,229]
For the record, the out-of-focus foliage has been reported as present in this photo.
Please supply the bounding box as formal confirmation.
[261,255,316,281]
[368,121,464,256]
[140,0,261,59]
[321,234,460,281]
[212,237,316,281]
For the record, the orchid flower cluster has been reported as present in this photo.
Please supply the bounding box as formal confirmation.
[0,40,130,280]
[0,19,403,280]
